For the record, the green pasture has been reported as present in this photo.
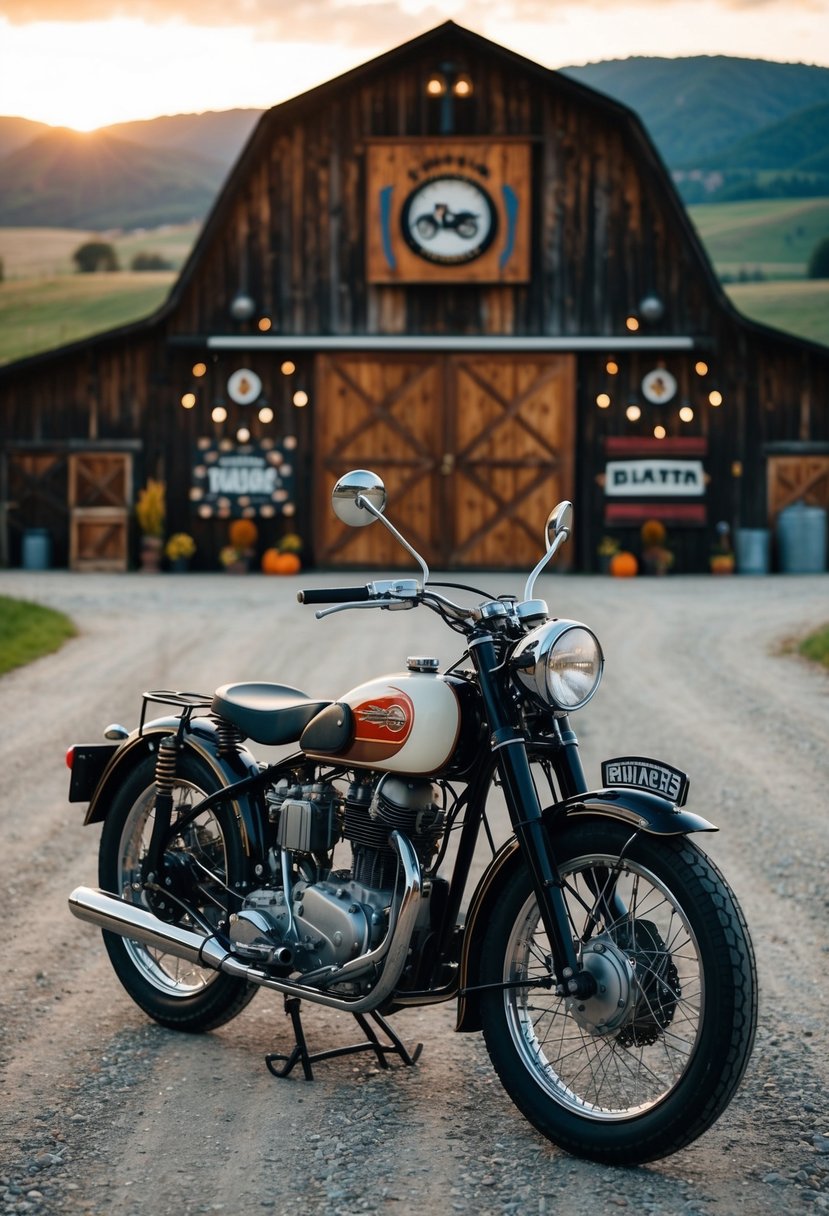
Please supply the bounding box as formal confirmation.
[0,596,76,677]
[0,223,199,280]
[688,197,829,276]
[0,272,175,364]
[725,279,829,347]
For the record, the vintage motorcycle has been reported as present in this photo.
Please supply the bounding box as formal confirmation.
[67,471,756,1165]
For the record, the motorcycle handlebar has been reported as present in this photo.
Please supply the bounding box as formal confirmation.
[297,586,372,606]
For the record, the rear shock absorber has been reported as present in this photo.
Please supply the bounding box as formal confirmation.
[141,735,178,902]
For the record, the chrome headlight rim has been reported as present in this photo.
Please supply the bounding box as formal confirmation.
[512,619,604,713]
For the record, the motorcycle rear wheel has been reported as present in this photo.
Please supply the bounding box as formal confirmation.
[478,819,756,1164]
[98,750,256,1032]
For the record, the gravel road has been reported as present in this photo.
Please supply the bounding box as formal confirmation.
[0,568,827,1216]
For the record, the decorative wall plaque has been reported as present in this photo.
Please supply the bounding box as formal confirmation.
[366,139,531,284]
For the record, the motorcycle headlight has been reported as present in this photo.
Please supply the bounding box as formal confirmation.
[512,620,604,712]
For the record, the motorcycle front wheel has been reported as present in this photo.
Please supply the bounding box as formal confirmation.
[478,819,756,1164]
[98,750,256,1032]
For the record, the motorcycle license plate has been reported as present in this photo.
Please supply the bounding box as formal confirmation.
[601,756,690,807]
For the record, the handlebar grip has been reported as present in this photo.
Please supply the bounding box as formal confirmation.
[297,586,371,605]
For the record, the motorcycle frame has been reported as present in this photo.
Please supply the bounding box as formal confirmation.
[88,634,716,1013]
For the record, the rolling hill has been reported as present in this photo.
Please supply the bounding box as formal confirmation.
[0,128,227,229]
[561,56,829,166]
[0,56,828,229]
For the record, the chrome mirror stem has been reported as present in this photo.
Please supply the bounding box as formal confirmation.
[355,493,430,586]
[523,528,569,602]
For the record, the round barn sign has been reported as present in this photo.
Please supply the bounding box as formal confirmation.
[641,368,677,404]
[227,368,263,405]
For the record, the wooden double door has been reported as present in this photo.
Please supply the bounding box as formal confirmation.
[315,353,575,570]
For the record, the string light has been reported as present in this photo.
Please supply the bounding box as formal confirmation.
[605,360,619,375]
[191,363,207,378]
[709,390,723,407]
[293,391,309,408]
[258,317,272,332]
[626,404,642,422]
[281,361,296,376]
[596,393,611,409]
[679,405,694,423]
[212,405,228,423]
[181,392,196,409]
[695,361,709,376]
[625,316,640,332]
[237,427,250,443]
[258,406,274,423]
[654,425,666,439]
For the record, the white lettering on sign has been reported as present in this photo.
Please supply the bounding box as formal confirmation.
[605,760,681,802]
[207,465,278,495]
[604,459,705,497]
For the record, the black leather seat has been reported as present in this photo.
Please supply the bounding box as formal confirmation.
[211,682,330,746]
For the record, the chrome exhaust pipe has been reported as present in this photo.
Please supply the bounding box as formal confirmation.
[68,831,422,1014]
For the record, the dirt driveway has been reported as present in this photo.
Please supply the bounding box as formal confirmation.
[0,569,827,1216]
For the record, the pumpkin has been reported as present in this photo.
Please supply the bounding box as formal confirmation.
[610,550,639,578]
[261,548,301,575]
[710,554,735,575]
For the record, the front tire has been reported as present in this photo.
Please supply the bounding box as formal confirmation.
[98,750,256,1032]
[478,819,756,1164]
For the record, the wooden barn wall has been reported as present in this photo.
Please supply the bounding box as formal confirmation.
[168,48,724,340]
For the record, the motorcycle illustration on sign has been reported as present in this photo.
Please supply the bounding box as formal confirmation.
[401,175,498,264]
[67,470,756,1164]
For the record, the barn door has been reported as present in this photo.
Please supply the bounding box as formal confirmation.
[315,353,575,569]
[767,454,829,521]
[315,355,445,567]
[447,355,575,568]
[68,452,132,571]
[5,449,69,567]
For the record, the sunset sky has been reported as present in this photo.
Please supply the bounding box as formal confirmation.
[1,0,828,131]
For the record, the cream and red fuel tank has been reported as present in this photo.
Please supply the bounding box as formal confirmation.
[301,668,467,775]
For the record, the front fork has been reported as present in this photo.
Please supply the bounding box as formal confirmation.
[469,633,596,999]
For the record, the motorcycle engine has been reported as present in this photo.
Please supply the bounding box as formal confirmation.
[228,773,444,976]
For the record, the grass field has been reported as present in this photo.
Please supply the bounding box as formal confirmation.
[0,596,76,677]
[0,272,175,364]
[798,624,829,669]
[0,223,199,279]
[687,197,829,277]
[725,279,829,346]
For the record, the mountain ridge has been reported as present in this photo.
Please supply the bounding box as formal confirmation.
[1,56,827,229]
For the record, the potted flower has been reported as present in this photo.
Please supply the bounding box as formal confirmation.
[597,535,620,574]
[640,518,674,576]
[135,479,165,572]
[165,532,196,572]
[221,519,259,572]
[710,521,735,575]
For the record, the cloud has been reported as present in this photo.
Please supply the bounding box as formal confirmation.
[1,0,452,36]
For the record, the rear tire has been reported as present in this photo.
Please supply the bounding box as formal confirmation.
[98,750,256,1032]
[478,820,756,1163]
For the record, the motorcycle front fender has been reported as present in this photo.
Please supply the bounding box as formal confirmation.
[455,786,717,1033]
[82,715,266,858]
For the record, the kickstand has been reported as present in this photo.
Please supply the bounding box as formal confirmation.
[265,995,424,1081]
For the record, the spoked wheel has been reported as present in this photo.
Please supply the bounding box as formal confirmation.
[98,751,256,1031]
[478,820,756,1164]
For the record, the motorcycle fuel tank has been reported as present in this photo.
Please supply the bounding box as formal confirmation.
[302,669,463,775]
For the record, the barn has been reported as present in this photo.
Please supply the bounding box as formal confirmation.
[2,21,828,574]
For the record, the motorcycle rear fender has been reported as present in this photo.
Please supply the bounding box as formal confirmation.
[82,715,266,857]
[455,786,717,1033]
